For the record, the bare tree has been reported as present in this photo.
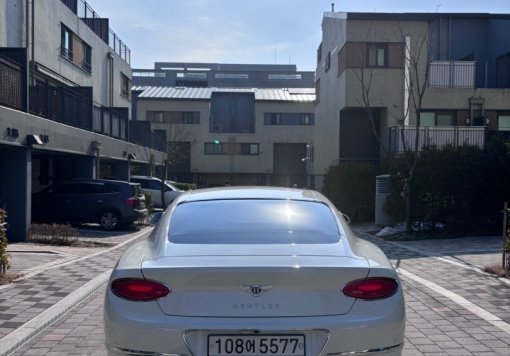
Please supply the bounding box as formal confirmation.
[351,21,432,233]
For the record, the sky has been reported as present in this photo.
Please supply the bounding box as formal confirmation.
[88,0,510,72]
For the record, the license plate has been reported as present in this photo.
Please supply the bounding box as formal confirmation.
[208,334,305,356]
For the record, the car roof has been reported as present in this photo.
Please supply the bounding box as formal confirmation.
[130,175,158,180]
[178,186,324,203]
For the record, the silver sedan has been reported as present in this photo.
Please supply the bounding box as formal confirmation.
[104,187,405,356]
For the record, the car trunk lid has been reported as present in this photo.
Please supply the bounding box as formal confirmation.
[142,254,368,317]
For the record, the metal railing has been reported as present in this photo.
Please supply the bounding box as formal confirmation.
[389,126,486,153]
[428,61,476,88]
[0,54,163,151]
[61,0,131,64]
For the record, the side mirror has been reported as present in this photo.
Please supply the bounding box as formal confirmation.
[148,212,163,225]
[342,213,351,225]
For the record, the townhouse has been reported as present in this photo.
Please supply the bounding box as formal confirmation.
[0,0,164,241]
[132,63,316,188]
[314,12,510,191]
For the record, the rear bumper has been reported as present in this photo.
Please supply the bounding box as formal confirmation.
[104,289,405,356]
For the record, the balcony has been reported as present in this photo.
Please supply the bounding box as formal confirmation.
[389,126,486,154]
[428,61,476,88]
[0,50,162,151]
[60,0,130,64]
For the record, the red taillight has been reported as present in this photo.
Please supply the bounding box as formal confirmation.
[111,279,170,301]
[342,278,398,300]
[125,197,140,207]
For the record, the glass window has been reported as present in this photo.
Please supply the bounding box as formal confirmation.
[61,25,73,60]
[325,51,331,72]
[204,142,223,155]
[268,74,302,80]
[420,112,436,126]
[154,112,164,123]
[241,143,259,155]
[182,112,193,124]
[367,43,387,67]
[271,113,281,125]
[300,114,311,125]
[437,114,453,126]
[169,200,340,244]
[498,116,510,131]
[121,73,130,99]
[82,41,92,73]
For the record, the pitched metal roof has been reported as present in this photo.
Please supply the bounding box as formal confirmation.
[133,86,315,102]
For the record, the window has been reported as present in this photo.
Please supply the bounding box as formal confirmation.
[420,112,435,126]
[168,200,340,244]
[132,71,166,77]
[177,72,207,78]
[367,43,387,67]
[204,142,223,155]
[82,42,92,73]
[498,116,510,131]
[61,25,73,60]
[215,74,249,79]
[317,43,323,64]
[268,74,302,80]
[437,114,453,126]
[300,114,311,125]
[271,113,282,125]
[325,51,331,72]
[121,73,131,99]
[182,112,193,124]
[240,143,259,155]
[420,112,455,126]
[154,112,164,123]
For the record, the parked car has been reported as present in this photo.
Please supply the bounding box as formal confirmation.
[130,175,183,208]
[104,187,405,356]
[32,178,148,230]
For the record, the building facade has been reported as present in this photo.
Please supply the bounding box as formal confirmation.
[132,62,315,89]
[132,63,316,188]
[0,0,164,241]
[314,12,510,191]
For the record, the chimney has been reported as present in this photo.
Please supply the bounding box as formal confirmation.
[331,3,335,12]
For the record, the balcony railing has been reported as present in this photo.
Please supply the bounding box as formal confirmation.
[389,126,486,154]
[61,0,130,64]
[0,51,163,152]
[428,61,476,88]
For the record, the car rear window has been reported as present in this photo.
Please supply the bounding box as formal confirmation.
[169,200,340,244]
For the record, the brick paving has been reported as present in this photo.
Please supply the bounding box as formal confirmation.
[1,224,510,355]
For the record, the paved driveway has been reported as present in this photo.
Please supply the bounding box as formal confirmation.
[3,224,510,355]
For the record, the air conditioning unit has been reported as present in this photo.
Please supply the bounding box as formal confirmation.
[213,124,223,133]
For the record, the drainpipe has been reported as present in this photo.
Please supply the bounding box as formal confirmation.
[108,52,114,106]
[25,0,30,112]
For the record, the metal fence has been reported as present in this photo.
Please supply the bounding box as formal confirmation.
[389,126,486,153]
[0,53,163,151]
[428,61,476,88]
[0,53,25,110]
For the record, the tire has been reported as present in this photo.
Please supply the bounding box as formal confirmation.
[100,211,119,230]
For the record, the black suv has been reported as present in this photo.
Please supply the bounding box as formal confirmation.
[32,179,148,230]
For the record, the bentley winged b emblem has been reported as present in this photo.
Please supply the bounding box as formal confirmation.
[240,284,272,297]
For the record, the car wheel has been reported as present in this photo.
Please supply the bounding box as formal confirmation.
[100,211,119,230]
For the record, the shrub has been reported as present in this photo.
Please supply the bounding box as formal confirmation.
[27,223,79,245]
[173,182,196,191]
[0,209,10,274]
[322,161,379,222]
